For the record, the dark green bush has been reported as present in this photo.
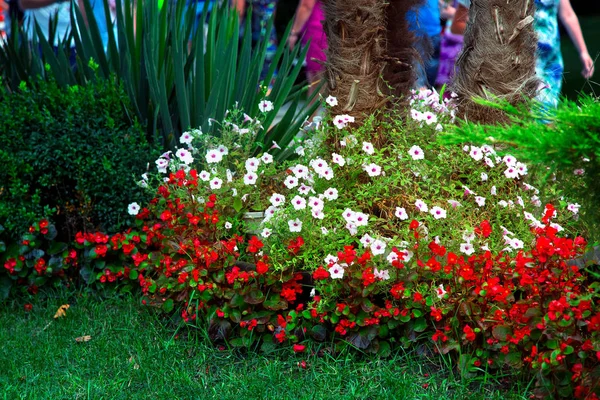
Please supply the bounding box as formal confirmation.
[0,78,159,240]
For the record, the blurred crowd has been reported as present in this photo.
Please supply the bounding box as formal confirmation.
[0,0,595,108]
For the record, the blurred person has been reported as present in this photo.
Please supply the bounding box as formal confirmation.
[450,0,595,108]
[407,0,442,89]
[435,0,463,88]
[233,0,279,81]
[288,0,326,97]
[19,0,87,65]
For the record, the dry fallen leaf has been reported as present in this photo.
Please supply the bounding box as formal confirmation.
[53,304,70,319]
[128,355,140,370]
[75,335,92,343]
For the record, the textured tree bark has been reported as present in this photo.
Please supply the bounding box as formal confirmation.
[321,0,421,123]
[451,0,539,124]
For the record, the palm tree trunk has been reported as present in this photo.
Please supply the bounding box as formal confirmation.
[321,0,420,123]
[451,0,538,123]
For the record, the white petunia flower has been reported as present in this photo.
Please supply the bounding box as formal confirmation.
[567,203,580,214]
[210,177,223,190]
[245,157,260,172]
[261,228,272,238]
[460,242,475,255]
[503,155,517,167]
[258,99,274,112]
[199,170,211,182]
[321,227,329,235]
[284,175,299,189]
[436,284,447,299]
[325,95,338,107]
[269,193,286,207]
[127,202,140,216]
[288,219,303,233]
[155,158,169,174]
[415,199,429,213]
[360,234,374,248]
[481,172,488,181]
[206,149,223,164]
[490,186,497,196]
[469,146,483,161]
[374,268,390,280]
[224,222,232,229]
[354,212,369,227]
[243,172,258,185]
[179,131,194,144]
[484,157,495,168]
[329,264,344,279]
[331,153,346,166]
[362,141,375,155]
[261,153,273,164]
[308,196,325,211]
[175,149,194,165]
[298,184,312,195]
[408,145,425,160]
[363,163,382,177]
[370,239,387,256]
[333,114,355,129]
[216,145,229,156]
[324,254,338,265]
[430,206,447,219]
[510,238,524,249]
[323,188,338,201]
[292,164,309,179]
[291,195,307,210]
[395,207,409,220]
[463,231,475,242]
[475,196,486,207]
[504,166,519,179]
[447,199,461,208]
[423,111,437,125]
[311,209,325,220]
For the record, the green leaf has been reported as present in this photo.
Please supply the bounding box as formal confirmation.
[162,299,174,313]
[47,241,67,256]
[0,276,13,301]
[412,317,428,333]
[492,325,512,341]
[243,290,265,305]
[263,294,287,311]
[311,325,327,341]
[230,293,247,308]
[377,341,391,357]
[233,197,243,213]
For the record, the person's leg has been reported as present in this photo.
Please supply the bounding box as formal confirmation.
[425,33,441,87]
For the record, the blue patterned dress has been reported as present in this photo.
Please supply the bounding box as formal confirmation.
[535,0,563,108]
[249,0,279,80]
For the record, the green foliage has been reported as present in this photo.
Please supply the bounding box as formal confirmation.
[0,0,319,151]
[438,95,600,238]
[0,78,157,239]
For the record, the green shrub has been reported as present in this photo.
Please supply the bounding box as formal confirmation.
[0,78,159,240]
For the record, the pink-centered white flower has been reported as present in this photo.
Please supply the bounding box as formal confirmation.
[363,163,382,177]
[210,177,222,190]
[311,209,325,220]
[484,157,495,168]
[423,111,437,125]
[329,264,344,279]
[176,148,193,164]
[331,153,346,166]
[245,157,260,172]
[374,268,390,280]
[481,172,488,181]
[269,193,285,207]
[469,146,483,161]
[325,95,338,107]
[395,207,408,220]
[292,164,309,179]
[261,228,272,238]
[298,183,312,195]
[284,175,299,189]
[261,153,273,164]
[567,203,580,214]
[360,234,374,248]
[503,155,517,167]
[179,131,194,145]
[288,219,302,233]
[155,158,168,174]
[447,199,461,208]
[460,242,475,255]
[415,199,429,213]
[258,99,274,112]
[127,202,140,216]
[475,196,486,207]
[308,196,324,211]
[333,114,355,129]
[206,149,223,164]
[362,141,375,155]
[408,145,425,160]
[354,212,369,227]
[323,188,338,201]
[290,195,306,210]
[504,166,519,179]
[243,172,258,185]
[370,239,387,256]
[430,206,447,219]
[216,145,229,156]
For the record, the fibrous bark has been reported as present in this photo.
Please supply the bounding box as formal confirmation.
[321,0,422,123]
[451,0,538,124]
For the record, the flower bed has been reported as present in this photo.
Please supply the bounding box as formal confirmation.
[1,91,599,398]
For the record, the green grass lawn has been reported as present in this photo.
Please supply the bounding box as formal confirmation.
[561,15,600,100]
[0,292,533,400]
